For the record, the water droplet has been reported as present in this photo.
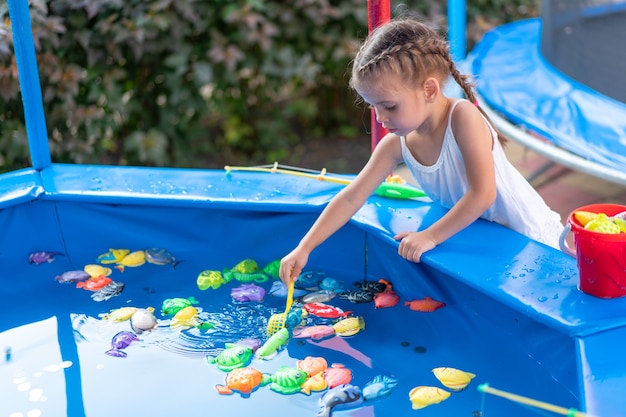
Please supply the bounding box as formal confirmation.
[537,296,548,302]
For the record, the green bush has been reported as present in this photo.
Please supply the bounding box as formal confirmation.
[0,0,539,173]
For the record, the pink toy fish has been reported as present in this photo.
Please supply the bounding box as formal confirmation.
[292,325,336,340]
[296,356,328,377]
[303,302,351,319]
[374,289,400,309]
[323,363,353,389]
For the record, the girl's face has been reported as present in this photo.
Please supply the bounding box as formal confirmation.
[356,76,426,137]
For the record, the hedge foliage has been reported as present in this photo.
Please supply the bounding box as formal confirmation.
[0,0,539,172]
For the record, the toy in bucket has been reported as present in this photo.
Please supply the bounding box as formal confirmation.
[559,203,626,298]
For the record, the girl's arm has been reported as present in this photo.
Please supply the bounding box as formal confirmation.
[279,134,404,284]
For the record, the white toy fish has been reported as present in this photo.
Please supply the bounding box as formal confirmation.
[317,384,363,417]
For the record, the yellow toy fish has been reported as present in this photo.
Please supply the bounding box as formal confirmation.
[97,249,130,264]
[101,306,137,322]
[84,264,112,277]
[332,316,365,337]
[170,306,200,330]
[115,250,146,271]
[301,371,327,395]
[408,386,450,410]
[432,367,476,391]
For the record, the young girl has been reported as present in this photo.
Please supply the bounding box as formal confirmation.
[279,18,564,284]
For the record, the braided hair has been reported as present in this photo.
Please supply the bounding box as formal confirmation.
[350,19,507,146]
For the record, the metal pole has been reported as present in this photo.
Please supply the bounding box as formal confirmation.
[7,0,52,170]
[367,0,390,151]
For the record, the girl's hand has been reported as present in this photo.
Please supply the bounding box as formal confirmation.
[394,231,437,263]
[279,248,309,287]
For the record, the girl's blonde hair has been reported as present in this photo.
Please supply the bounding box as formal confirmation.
[350,19,506,146]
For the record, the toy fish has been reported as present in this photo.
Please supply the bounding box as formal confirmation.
[320,277,344,293]
[76,275,112,291]
[105,331,139,358]
[84,264,112,278]
[115,250,146,271]
[362,375,399,401]
[161,297,199,315]
[267,366,308,394]
[405,297,445,312]
[292,325,335,340]
[233,338,262,352]
[332,317,365,337]
[353,279,387,293]
[303,302,351,319]
[145,247,181,268]
[91,281,125,302]
[432,367,476,391]
[101,306,138,322]
[130,307,158,334]
[323,363,352,388]
[301,290,337,304]
[231,283,266,302]
[269,280,308,298]
[296,356,328,377]
[230,258,259,274]
[317,384,363,417]
[29,251,63,265]
[215,367,269,396]
[197,270,225,290]
[373,289,400,309]
[338,290,374,303]
[408,386,450,409]
[296,270,326,290]
[207,343,253,372]
[301,371,327,395]
[262,259,281,279]
[170,306,201,330]
[255,327,289,360]
[97,248,130,264]
[55,270,90,283]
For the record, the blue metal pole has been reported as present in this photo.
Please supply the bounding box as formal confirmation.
[7,0,52,170]
[447,0,466,62]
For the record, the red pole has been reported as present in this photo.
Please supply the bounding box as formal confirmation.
[367,0,390,151]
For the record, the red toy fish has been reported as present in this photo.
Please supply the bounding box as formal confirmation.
[76,275,113,291]
[303,302,351,319]
[404,297,445,312]
[374,289,400,309]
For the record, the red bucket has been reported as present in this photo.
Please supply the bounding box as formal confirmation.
[560,204,626,298]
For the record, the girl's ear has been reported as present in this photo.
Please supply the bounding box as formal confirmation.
[422,77,440,102]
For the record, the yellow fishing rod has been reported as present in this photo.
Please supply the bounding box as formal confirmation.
[224,162,426,199]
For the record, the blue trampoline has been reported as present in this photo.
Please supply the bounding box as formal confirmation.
[2,1,626,416]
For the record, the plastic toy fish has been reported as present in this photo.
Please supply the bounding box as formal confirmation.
[161,297,199,316]
[301,289,337,304]
[317,384,363,417]
[97,248,130,264]
[262,259,281,278]
[29,251,63,264]
[408,386,450,409]
[101,306,137,322]
[233,338,262,352]
[323,363,353,388]
[320,277,344,293]
[130,307,158,334]
[170,306,201,330]
[54,270,90,283]
[197,270,225,290]
[303,302,351,319]
[231,283,266,302]
[215,367,270,396]
[373,289,400,309]
[145,247,181,268]
[296,356,328,377]
[266,307,306,336]
[432,367,476,391]
[91,281,125,302]
[362,375,399,401]
[207,343,253,372]
[105,331,139,358]
[404,297,445,312]
[255,327,289,360]
[292,325,335,340]
[76,275,113,291]
[84,264,113,277]
[115,250,146,271]
[269,281,308,298]
[301,371,327,395]
[339,289,374,303]
[353,279,387,293]
[296,270,326,289]
[223,258,268,283]
[266,366,308,394]
[332,317,365,337]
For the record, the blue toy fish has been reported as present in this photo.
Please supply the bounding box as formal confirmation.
[105,331,139,358]
[362,375,399,401]
[317,384,363,417]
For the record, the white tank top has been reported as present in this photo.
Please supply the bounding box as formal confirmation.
[400,100,564,248]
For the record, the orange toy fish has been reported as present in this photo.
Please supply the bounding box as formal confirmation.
[404,297,445,312]
[76,275,113,291]
[297,356,328,377]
